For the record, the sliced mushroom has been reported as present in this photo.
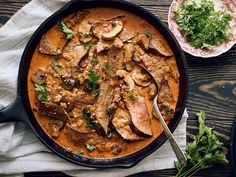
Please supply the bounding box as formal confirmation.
[61,77,75,91]
[31,68,47,84]
[92,20,112,39]
[102,20,123,40]
[132,70,151,87]
[149,38,173,57]
[116,70,134,91]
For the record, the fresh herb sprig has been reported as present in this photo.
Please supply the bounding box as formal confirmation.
[57,21,75,40]
[175,111,228,177]
[174,0,232,50]
[34,83,48,101]
[85,143,96,152]
[86,70,99,95]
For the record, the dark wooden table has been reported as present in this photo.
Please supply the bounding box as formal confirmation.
[0,0,235,176]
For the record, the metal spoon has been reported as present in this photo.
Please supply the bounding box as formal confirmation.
[140,65,187,166]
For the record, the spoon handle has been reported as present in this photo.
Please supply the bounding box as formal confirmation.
[153,97,187,166]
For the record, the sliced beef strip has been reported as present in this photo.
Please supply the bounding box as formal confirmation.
[65,123,95,144]
[94,80,114,135]
[107,47,124,74]
[48,120,64,138]
[142,55,172,84]
[69,10,91,32]
[60,96,75,112]
[62,40,88,64]
[112,108,142,141]
[74,91,96,109]
[149,38,173,57]
[39,35,62,55]
[124,43,134,63]
[125,96,152,137]
[37,102,70,122]
[31,68,47,84]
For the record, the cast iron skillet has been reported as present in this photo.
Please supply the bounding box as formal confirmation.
[0,0,188,168]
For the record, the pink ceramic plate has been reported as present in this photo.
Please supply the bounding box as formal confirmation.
[168,0,236,58]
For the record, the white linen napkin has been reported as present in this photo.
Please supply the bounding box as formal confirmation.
[0,0,188,176]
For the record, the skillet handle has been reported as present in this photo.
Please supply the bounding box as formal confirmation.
[0,98,24,123]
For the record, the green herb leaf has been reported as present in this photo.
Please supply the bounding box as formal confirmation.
[175,111,228,177]
[85,143,95,152]
[77,152,84,157]
[173,0,232,50]
[84,32,91,37]
[102,63,112,73]
[128,90,138,101]
[52,60,61,68]
[124,38,133,43]
[86,70,99,94]
[107,126,114,138]
[83,111,94,128]
[91,57,99,65]
[84,43,91,50]
[34,83,47,101]
[57,21,75,40]
[144,31,153,39]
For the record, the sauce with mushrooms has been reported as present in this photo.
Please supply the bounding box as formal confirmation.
[27,8,179,159]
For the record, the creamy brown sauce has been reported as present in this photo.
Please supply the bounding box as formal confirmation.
[27,8,179,159]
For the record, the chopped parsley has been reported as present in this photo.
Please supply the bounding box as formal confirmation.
[77,152,84,157]
[84,32,91,37]
[144,31,153,39]
[90,57,99,65]
[85,143,96,152]
[84,43,91,50]
[86,70,99,94]
[124,38,133,43]
[102,63,112,73]
[83,111,94,128]
[128,90,138,101]
[174,0,232,50]
[34,83,48,101]
[57,21,75,40]
[52,59,61,68]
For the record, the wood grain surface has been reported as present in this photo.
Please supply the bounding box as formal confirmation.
[0,0,235,176]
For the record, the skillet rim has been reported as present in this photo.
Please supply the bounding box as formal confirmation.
[18,0,188,168]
